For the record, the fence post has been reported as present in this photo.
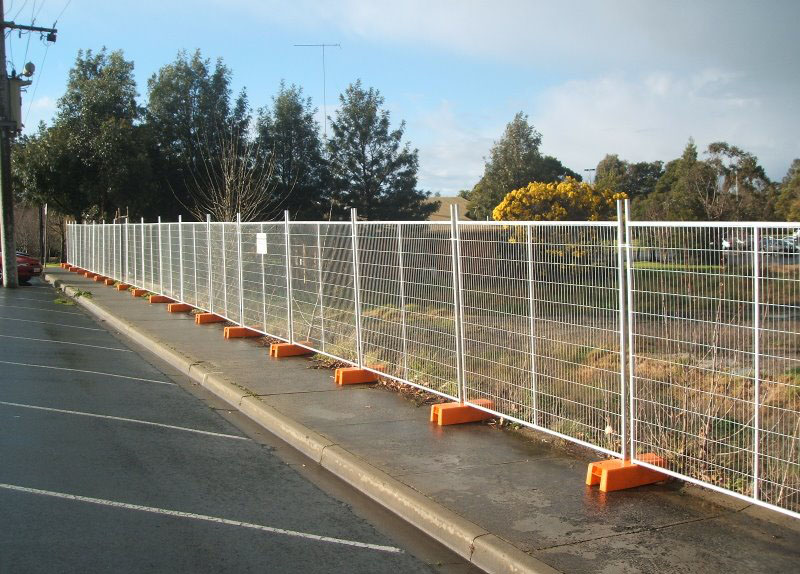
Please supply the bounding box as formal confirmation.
[141,218,146,288]
[178,215,184,303]
[125,220,129,283]
[207,214,213,314]
[158,216,164,295]
[397,223,409,380]
[260,222,267,333]
[192,220,197,307]
[623,199,636,461]
[284,210,295,343]
[449,204,466,402]
[616,200,629,461]
[752,225,761,501]
[92,221,96,273]
[221,219,228,318]
[316,223,326,352]
[167,221,174,297]
[525,223,539,427]
[351,208,365,368]
[236,212,245,326]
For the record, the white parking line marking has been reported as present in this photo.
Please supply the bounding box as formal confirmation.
[0,317,104,331]
[0,360,173,385]
[0,334,132,352]
[0,483,403,553]
[0,295,60,303]
[0,304,83,316]
[0,401,247,440]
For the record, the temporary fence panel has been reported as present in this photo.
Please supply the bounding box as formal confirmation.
[627,221,800,518]
[458,221,625,456]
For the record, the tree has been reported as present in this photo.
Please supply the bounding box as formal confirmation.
[256,82,328,220]
[326,81,435,220]
[14,49,153,221]
[636,140,778,221]
[492,177,626,221]
[466,112,579,220]
[146,50,248,219]
[775,159,800,221]
[595,154,663,199]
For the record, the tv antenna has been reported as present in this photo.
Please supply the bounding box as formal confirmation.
[294,43,340,140]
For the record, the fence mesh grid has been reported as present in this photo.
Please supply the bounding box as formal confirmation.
[64,215,800,519]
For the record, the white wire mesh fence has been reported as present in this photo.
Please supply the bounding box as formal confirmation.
[65,205,800,519]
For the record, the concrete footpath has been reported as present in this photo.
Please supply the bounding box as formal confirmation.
[47,268,800,574]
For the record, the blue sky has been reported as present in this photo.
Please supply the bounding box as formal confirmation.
[9,0,800,195]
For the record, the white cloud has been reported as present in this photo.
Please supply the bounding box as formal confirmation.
[414,100,494,195]
[534,70,797,179]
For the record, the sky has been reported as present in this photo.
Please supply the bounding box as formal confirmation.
[7,0,800,195]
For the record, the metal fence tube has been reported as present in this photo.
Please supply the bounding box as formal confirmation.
[752,225,761,501]
[207,214,213,314]
[284,210,295,343]
[156,216,163,294]
[237,213,245,326]
[221,221,228,317]
[178,215,184,302]
[316,223,326,352]
[449,204,466,402]
[525,223,539,428]
[616,200,629,461]
[397,223,409,381]
[351,209,365,368]
[624,199,636,460]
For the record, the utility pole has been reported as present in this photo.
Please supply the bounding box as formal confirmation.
[294,43,340,141]
[0,0,57,287]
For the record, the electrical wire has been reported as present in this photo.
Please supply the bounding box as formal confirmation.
[52,0,71,26]
[11,0,30,21]
[23,40,50,126]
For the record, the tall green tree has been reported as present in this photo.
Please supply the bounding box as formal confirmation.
[14,49,152,221]
[775,159,800,221]
[256,82,328,219]
[465,112,579,220]
[145,50,249,219]
[595,154,663,199]
[326,81,435,220]
[634,139,777,220]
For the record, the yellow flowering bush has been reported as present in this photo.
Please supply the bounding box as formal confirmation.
[492,177,627,221]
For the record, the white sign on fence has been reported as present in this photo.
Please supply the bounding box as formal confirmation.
[255,233,268,254]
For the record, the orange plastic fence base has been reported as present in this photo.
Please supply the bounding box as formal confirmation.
[92,275,106,282]
[60,263,69,269]
[116,283,131,291]
[83,272,96,278]
[167,303,193,313]
[195,313,225,324]
[334,367,383,385]
[269,342,313,358]
[586,453,668,492]
[430,399,495,426]
[103,278,115,286]
[149,295,173,304]
[224,326,260,339]
[71,267,83,273]
[131,288,148,297]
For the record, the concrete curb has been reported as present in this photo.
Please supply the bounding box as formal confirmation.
[46,273,561,574]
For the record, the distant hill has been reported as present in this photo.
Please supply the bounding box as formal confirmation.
[425,196,473,221]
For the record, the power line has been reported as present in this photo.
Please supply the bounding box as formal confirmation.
[23,38,48,124]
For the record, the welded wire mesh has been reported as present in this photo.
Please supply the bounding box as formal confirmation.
[383,223,460,398]
[63,215,800,520]
[458,222,624,452]
[240,223,266,333]
[627,223,800,514]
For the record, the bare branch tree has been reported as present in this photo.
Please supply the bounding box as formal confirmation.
[183,122,288,222]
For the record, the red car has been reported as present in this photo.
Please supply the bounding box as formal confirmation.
[0,251,42,284]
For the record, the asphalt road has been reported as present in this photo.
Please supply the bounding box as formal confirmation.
[0,279,473,573]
